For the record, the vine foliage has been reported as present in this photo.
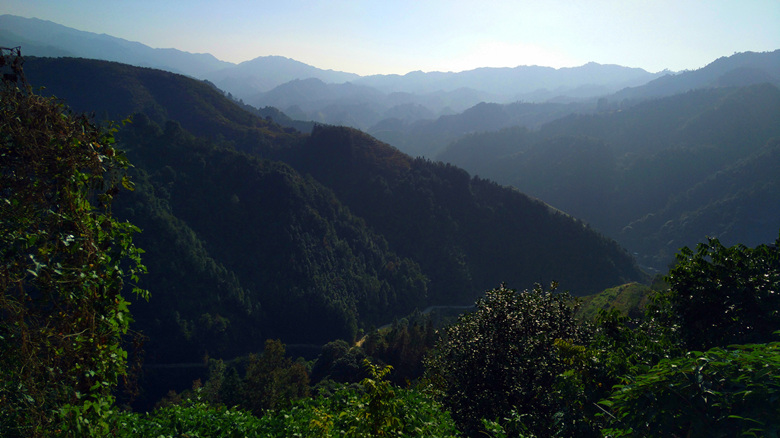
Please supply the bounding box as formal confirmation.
[0,47,147,436]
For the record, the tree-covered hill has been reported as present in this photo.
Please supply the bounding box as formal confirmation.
[116,116,428,362]
[620,137,780,266]
[288,125,645,302]
[438,84,780,269]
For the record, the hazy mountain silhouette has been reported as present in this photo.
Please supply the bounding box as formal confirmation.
[369,100,593,158]
[354,62,665,99]
[206,55,360,98]
[606,50,780,104]
[3,14,669,126]
[249,78,493,130]
[368,50,780,158]
[0,14,232,77]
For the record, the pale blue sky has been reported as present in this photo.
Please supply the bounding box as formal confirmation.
[4,0,779,75]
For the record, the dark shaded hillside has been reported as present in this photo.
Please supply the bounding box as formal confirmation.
[286,125,645,301]
[116,116,428,362]
[621,137,780,265]
[539,84,780,160]
[438,84,780,269]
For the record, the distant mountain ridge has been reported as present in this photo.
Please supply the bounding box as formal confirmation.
[354,61,665,99]
[206,55,361,97]
[607,49,780,104]
[248,78,495,130]
[2,14,664,105]
[0,14,232,76]
[367,50,780,158]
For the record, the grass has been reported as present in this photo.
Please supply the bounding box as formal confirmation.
[576,282,654,321]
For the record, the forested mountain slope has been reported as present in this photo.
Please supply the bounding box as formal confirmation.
[286,126,644,302]
[620,137,780,264]
[116,117,427,362]
[21,57,646,361]
[438,84,780,269]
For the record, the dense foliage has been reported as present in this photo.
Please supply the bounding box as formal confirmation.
[10,58,648,393]
[112,361,460,438]
[308,311,438,386]
[421,234,780,437]
[650,235,780,351]
[110,400,266,438]
[601,342,780,437]
[424,283,588,435]
[591,236,780,436]
[0,49,146,436]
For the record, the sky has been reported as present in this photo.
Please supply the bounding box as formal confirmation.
[3,0,779,75]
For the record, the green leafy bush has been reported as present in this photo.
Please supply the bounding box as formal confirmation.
[425,283,587,436]
[259,360,460,437]
[111,398,265,438]
[600,342,780,437]
[649,235,780,351]
[112,360,459,437]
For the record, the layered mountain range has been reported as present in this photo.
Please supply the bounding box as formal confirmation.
[7,14,780,364]
[439,84,780,269]
[1,14,665,127]
[21,57,645,366]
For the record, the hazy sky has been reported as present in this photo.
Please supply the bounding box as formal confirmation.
[4,0,779,75]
